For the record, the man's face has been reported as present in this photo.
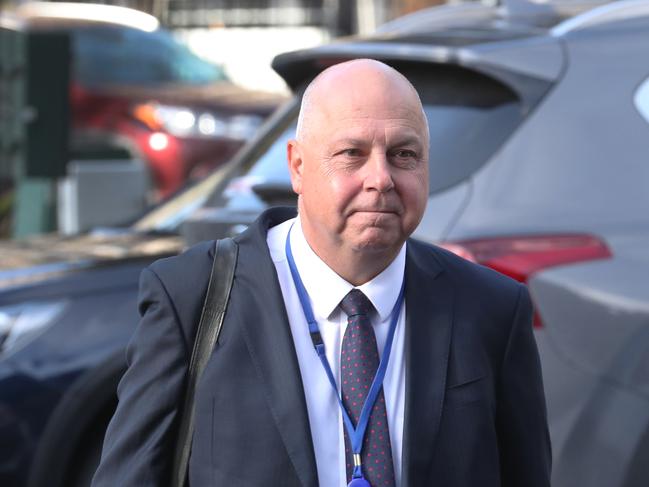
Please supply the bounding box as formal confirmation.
[288,68,429,261]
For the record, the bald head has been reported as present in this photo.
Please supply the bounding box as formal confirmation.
[295,59,428,144]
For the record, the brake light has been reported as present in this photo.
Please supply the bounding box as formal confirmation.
[438,234,611,327]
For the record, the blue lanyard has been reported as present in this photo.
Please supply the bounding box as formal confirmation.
[285,225,404,482]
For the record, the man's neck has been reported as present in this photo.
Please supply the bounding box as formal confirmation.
[327,249,399,286]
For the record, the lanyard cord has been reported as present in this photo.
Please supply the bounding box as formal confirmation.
[285,225,404,479]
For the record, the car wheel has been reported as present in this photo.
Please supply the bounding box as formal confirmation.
[65,403,113,487]
[27,353,126,487]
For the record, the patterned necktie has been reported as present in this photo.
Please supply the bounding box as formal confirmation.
[340,289,396,487]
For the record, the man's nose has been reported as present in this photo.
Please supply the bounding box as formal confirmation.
[363,151,395,193]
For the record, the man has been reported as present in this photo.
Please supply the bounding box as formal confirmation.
[92,59,551,487]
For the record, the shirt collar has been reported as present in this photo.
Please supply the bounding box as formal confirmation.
[290,216,406,322]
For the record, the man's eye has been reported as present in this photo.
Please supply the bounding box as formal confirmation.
[394,149,417,159]
[341,148,362,157]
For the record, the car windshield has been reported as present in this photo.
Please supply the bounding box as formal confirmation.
[72,26,227,87]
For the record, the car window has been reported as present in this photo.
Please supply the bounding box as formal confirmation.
[133,101,299,232]
[72,26,227,87]
[132,165,228,232]
[219,64,524,209]
[220,122,296,211]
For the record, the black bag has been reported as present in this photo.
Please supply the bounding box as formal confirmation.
[170,238,238,487]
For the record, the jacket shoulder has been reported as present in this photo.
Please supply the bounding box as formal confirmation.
[145,240,216,341]
[408,238,524,302]
[148,239,215,280]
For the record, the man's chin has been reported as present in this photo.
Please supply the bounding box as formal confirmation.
[349,229,404,255]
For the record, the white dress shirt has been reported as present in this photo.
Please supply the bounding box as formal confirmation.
[267,216,406,487]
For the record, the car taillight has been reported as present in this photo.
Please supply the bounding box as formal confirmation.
[438,234,612,327]
[133,103,163,130]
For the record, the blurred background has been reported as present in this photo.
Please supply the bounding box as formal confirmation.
[1,0,649,487]
[0,0,444,239]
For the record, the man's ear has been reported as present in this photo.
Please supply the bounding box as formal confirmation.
[287,139,304,195]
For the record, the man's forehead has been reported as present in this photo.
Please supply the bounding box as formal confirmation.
[334,102,424,120]
[328,116,424,132]
[311,96,428,149]
[324,121,426,147]
[321,99,427,130]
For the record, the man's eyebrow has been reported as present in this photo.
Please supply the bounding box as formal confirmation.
[390,136,424,148]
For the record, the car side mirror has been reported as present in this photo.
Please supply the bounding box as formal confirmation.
[250,182,296,207]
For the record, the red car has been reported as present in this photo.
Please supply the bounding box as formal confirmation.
[15,2,283,198]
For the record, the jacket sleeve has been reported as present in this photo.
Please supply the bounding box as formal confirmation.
[496,284,552,487]
[91,266,190,487]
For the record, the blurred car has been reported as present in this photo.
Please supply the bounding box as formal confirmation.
[5,1,283,197]
[2,1,649,486]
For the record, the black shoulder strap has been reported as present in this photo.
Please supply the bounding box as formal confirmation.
[171,237,239,487]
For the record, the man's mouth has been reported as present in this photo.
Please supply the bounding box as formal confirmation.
[354,209,399,214]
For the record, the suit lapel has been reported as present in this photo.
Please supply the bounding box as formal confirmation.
[233,208,319,487]
[401,241,454,485]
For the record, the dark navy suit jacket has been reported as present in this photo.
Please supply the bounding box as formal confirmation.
[92,207,551,486]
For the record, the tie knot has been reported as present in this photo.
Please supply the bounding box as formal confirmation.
[340,289,374,318]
